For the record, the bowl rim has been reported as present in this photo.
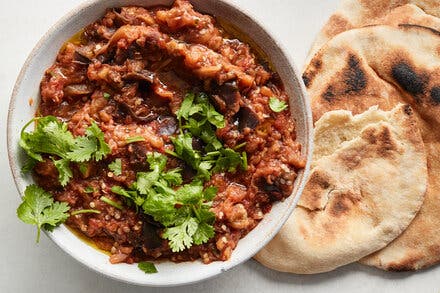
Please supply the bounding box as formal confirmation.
[7,0,313,287]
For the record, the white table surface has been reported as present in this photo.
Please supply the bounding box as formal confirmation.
[1,1,439,292]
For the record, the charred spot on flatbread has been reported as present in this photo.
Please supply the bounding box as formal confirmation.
[391,62,427,98]
[362,125,397,153]
[303,59,323,88]
[430,87,440,104]
[390,59,440,106]
[322,85,336,102]
[328,194,350,217]
[344,55,367,93]
[303,74,311,88]
[336,125,399,170]
[318,54,367,103]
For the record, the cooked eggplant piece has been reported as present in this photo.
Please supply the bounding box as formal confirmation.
[236,106,260,131]
[211,82,241,115]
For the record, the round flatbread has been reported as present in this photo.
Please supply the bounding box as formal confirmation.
[303,24,440,271]
[305,1,440,67]
[254,104,427,274]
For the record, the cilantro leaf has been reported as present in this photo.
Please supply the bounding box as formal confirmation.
[108,159,122,176]
[21,157,38,174]
[195,161,213,182]
[111,185,145,207]
[205,105,225,129]
[68,122,110,162]
[176,93,202,124]
[171,133,201,170]
[146,152,167,171]
[197,206,216,224]
[199,126,222,151]
[171,92,246,180]
[142,191,177,227]
[176,184,204,205]
[203,186,218,201]
[20,116,75,161]
[193,222,215,245]
[136,171,160,195]
[19,117,111,186]
[162,169,183,186]
[163,217,199,252]
[86,122,111,161]
[16,185,70,242]
[153,180,176,197]
[269,97,288,112]
[138,262,158,274]
[178,93,225,133]
[67,136,97,162]
[52,158,73,187]
[113,152,217,251]
[212,148,244,173]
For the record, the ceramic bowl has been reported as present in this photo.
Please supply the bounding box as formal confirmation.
[7,0,313,286]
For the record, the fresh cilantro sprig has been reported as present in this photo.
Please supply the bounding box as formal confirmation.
[269,97,288,112]
[19,116,111,186]
[20,116,75,161]
[176,93,224,151]
[111,152,216,252]
[143,180,216,251]
[169,93,247,181]
[69,122,110,162]
[16,185,70,242]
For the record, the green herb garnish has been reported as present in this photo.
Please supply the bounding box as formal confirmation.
[78,162,89,176]
[84,186,95,193]
[71,209,101,216]
[170,93,247,180]
[125,136,145,144]
[112,152,216,252]
[69,122,111,162]
[108,158,122,176]
[100,196,123,210]
[269,97,288,112]
[103,92,111,100]
[21,157,37,174]
[16,185,70,242]
[138,262,158,274]
[19,116,110,186]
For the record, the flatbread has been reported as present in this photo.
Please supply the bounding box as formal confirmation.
[303,24,440,271]
[305,1,440,67]
[254,105,427,274]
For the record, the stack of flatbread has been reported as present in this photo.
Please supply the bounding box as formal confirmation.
[255,0,440,273]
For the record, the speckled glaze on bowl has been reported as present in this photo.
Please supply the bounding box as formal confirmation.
[7,0,313,287]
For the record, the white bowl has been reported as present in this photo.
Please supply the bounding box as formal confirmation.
[7,0,313,287]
